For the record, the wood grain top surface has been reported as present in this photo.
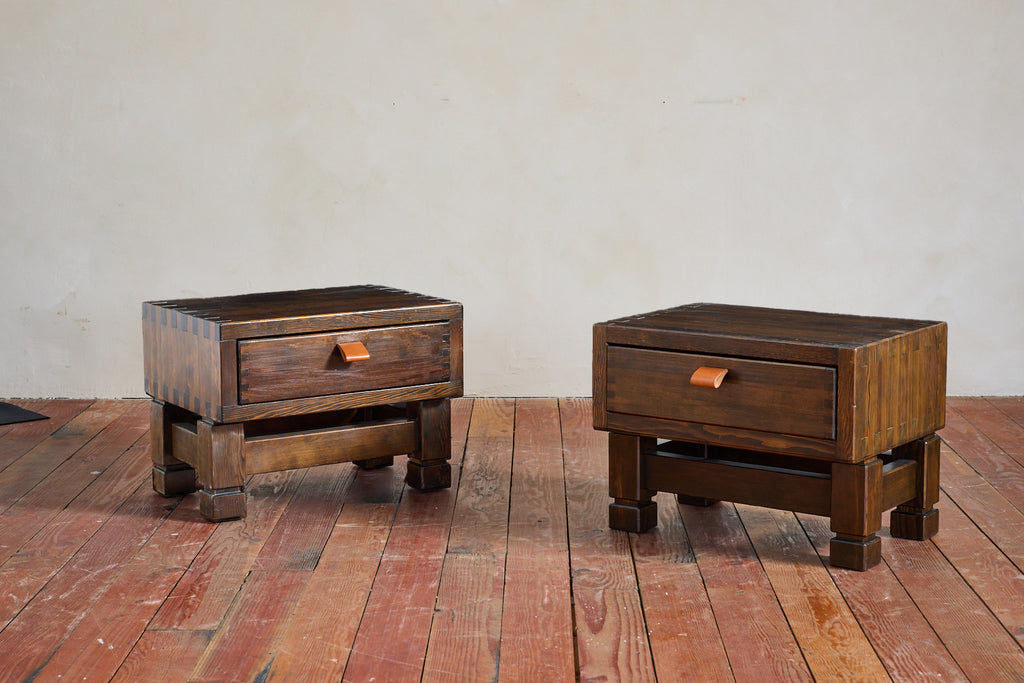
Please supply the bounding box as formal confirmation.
[601,303,945,348]
[145,285,458,323]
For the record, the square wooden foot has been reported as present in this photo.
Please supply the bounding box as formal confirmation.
[830,535,882,571]
[152,464,197,496]
[405,399,452,490]
[890,435,940,541]
[891,507,939,540]
[406,461,451,490]
[353,455,395,470]
[607,433,657,534]
[609,500,658,533]
[829,458,883,571]
[198,488,246,522]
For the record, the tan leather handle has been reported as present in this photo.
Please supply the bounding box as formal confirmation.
[690,366,728,388]
[337,341,370,362]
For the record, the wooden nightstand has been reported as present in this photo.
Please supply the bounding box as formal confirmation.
[142,285,463,521]
[593,303,947,570]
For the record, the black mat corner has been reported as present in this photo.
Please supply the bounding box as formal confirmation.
[0,402,49,426]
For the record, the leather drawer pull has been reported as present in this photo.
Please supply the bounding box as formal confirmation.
[690,366,728,388]
[337,341,370,362]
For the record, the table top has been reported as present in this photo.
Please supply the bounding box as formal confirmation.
[599,303,945,349]
[143,285,461,340]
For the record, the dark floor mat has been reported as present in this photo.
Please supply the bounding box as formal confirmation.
[0,402,49,425]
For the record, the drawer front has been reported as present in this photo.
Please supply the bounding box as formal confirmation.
[606,346,835,440]
[238,323,451,404]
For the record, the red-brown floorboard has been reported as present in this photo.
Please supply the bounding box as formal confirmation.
[0,397,1021,681]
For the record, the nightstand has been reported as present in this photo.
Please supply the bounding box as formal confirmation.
[593,303,946,570]
[142,285,463,521]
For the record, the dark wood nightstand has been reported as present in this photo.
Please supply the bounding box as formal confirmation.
[593,303,947,570]
[142,285,463,521]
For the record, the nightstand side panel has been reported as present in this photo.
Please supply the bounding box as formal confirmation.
[143,303,226,422]
[593,324,608,430]
[448,309,465,394]
[853,323,947,461]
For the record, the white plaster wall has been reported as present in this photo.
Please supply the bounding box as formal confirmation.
[1,2,1022,398]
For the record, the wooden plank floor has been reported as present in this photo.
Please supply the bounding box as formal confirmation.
[0,397,1023,682]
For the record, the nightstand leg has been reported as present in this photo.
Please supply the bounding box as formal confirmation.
[890,434,940,540]
[608,433,658,533]
[829,458,883,570]
[406,399,452,490]
[150,400,197,496]
[195,420,246,522]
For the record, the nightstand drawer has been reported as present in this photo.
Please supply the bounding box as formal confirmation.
[606,346,836,440]
[238,322,451,404]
